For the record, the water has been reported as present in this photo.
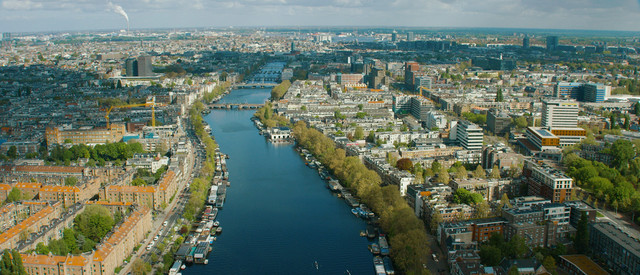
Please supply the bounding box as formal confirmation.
[184,88,375,274]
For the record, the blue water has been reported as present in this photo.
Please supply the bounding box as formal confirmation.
[183,88,374,274]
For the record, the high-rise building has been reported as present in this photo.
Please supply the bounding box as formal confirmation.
[136,56,153,77]
[456,120,483,151]
[391,31,398,42]
[407,32,415,41]
[522,36,530,48]
[541,99,578,128]
[546,36,559,51]
[582,83,609,103]
[415,76,432,90]
[125,58,138,77]
[2,32,11,48]
[404,61,420,89]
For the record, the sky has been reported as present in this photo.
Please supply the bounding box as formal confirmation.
[1,0,640,33]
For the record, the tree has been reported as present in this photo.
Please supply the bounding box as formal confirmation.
[0,249,26,275]
[542,256,556,273]
[479,245,503,266]
[514,116,528,129]
[499,193,512,209]
[132,258,151,275]
[6,188,22,202]
[473,165,486,179]
[396,158,413,171]
[610,139,634,170]
[436,167,450,184]
[574,212,589,254]
[489,165,501,179]
[496,88,504,102]
[635,102,640,116]
[474,201,491,218]
[64,176,78,186]
[354,127,364,140]
[6,146,17,159]
[74,205,114,243]
[431,161,442,173]
[456,166,468,179]
[507,265,520,275]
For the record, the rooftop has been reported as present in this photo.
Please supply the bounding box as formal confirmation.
[559,255,609,275]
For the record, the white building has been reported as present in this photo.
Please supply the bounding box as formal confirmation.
[425,111,447,130]
[541,100,579,128]
[456,120,483,151]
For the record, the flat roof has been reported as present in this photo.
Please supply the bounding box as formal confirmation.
[560,255,609,275]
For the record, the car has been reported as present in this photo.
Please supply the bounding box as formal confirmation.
[153,235,159,241]
[432,254,438,262]
[163,221,168,226]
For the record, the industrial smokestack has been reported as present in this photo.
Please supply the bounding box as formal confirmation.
[107,1,129,33]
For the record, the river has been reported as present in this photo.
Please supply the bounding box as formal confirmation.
[183,88,375,274]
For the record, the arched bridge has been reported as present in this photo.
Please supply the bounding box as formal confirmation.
[207,103,264,110]
[232,83,278,89]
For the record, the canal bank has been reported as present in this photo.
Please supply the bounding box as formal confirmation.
[182,88,374,274]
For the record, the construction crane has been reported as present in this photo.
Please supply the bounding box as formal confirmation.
[418,86,436,104]
[105,97,166,128]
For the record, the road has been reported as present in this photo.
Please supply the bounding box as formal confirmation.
[425,231,449,275]
[118,125,205,274]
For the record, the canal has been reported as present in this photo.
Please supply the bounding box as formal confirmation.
[183,88,375,274]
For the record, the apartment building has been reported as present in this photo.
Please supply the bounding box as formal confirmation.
[45,124,126,146]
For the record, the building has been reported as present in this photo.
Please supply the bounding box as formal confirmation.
[523,36,530,48]
[547,36,559,51]
[550,128,587,147]
[46,124,126,146]
[471,56,517,71]
[407,32,415,41]
[558,255,609,275]
[336,73,364,86]
[415,76,433,90]
[542,100,579,128]
[486,108,511,135]
[125,58,137,77]
[590,222,640,275]
[554,82,610,103]
[456,120,483,151]
[525,127,560,151]
[405,62,420,89]
[0,202,62,251]
[0,141,39,157]
[124,56,153,77]
[39,186,81,208]
[425,111,447,130]
[524,159,573,203]
[482,144,523,171]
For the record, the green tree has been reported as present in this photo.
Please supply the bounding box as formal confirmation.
[473,165,486,179]
[456,166,468,179]
[514,116,528,129]
[64,176,78,186]
[542,256,556,273]
[354,127,364,140]
[74,205,115,243]
[6,188,22,202]
[436,167,450,184]
[496,88,504,102]
[479,245,503,266]
[507,265,519,275]
[0,249,26,275]
[635,102,640,116]
[431,161,442,173]
[132,258,151,275]
[6,146,17,159]
[574,212,589,254]
[489,165,501,179]
[610,139,634,170]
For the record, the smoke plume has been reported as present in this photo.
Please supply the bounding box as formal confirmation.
[107,1,129,31]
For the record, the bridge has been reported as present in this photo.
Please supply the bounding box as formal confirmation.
[232,82,278,89]
[207,103,264,110]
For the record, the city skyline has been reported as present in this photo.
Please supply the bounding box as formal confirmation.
[2,0,640,33]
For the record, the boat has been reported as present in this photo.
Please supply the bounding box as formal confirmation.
[314,261,319,270]
[366,226,377,239]
[373,256,386,275]
[360,231,367,237]
[351,208,359,216]
[216,227,222,234]
[213,221,220,227]
[379,236,390,256]
[180,265,186,270]
[383,257,395,275]
[370,243,380,255]
[204,259,209,265]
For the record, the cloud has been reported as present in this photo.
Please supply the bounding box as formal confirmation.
[2,0,43,10]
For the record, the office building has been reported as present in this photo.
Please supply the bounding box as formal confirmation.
[456,120,483,151]
[405,62,420,89]
[425,111,447,130]
[554,82,610,103]
[541,100,579,128]
[125,58,138,77]
[524,159,573,203]
[336,73,364,86]
[391,31,398,42]
[415,76,432,90]
[525,127,560,151]
[486,108,511,135]
[546,36,559,51]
